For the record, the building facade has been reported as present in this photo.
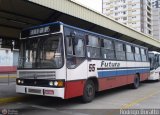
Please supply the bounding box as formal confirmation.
[152,0,160,40]
[102,0,152,36]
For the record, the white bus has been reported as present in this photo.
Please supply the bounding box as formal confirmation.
[148,51,160,81]
[16,22,150,102]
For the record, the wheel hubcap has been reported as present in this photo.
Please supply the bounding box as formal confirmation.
[87,84,93,97]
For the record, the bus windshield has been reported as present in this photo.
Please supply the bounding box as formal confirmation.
[149,53,160,70]
[18,34,63,69]
[149,53,154,70]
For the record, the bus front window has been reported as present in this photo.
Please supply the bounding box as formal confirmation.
[18,34,63,69]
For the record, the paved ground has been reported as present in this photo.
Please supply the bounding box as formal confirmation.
[0,74,17,98]
[0,80,160,115]
[0,74,26,107]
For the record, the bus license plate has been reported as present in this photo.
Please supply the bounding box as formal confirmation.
[28,88,41,94]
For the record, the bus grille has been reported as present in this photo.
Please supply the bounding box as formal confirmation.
[18,71,56,79]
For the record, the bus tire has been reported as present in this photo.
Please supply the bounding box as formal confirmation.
[131,74,140,89]
[82,80,95,103]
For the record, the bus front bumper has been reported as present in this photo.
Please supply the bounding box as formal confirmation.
[16,85,65,99]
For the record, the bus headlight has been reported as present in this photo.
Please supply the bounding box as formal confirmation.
[17,79,21,84]
[21,80,24,84]
[49,81,54,86]
[17,79,24,85]
[49,80,64,87]
[54,81,58,86]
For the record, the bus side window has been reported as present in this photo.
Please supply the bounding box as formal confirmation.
[74,38,85,57]
[126,44,134,61]
[86,35,100,59]
[134,47,141,61]
[101,38,115,60]
[65,31,85,69]
[115,42,126,61]
[66,37,73,55]
[141,48,147,62]
[66,35,85,57]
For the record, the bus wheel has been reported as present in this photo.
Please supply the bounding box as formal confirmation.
[132,74,140,89]
[82,80,95,103]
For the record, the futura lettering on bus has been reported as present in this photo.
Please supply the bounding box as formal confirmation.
[101,61,120,68]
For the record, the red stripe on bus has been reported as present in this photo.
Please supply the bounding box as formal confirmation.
[64,80,85,99]
[98,75,131,91]
[98,73,149,91]
[64,73,149,99]
[140,73,150,81]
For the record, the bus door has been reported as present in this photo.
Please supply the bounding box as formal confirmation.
[65,34,87,98]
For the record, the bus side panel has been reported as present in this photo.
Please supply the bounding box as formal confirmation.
[97,61,128,91]
[126,61,150,81]
[98,75,133,91]
[98,73,149,91]
[97,61,150,91]
[127,75,135,84]
[64,80,85,99]
[140,72,150,81]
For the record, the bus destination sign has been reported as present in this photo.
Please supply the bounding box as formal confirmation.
[21,23,60,38]
[30,26,50,36]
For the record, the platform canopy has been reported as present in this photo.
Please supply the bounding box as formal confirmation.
[0,0,160,51]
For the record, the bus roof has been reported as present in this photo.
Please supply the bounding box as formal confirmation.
[62,23,148,49]
[22,21,148,49]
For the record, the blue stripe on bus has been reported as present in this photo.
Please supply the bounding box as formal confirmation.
[98,68,150,78]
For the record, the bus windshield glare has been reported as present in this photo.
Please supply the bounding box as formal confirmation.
[18,34,63,69]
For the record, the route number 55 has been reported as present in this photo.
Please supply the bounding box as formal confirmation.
[89,64,95,72]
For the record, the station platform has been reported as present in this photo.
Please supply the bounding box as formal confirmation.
[0,73,25,105]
